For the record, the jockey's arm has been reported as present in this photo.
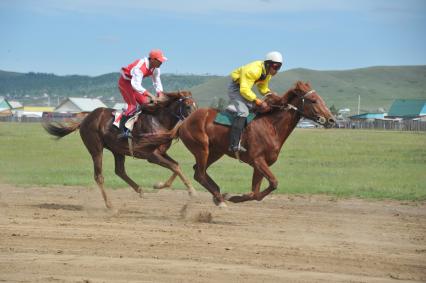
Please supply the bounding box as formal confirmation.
[239,68,258,102]
[152,68,164,96]
[256,75,272,97]
[130,66,147,94]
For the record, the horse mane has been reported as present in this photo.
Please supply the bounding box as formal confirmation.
[142,90,192,111]
[264,81,312,107]
[163,90,192,100]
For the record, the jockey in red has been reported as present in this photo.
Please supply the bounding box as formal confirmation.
[118,49,168,138]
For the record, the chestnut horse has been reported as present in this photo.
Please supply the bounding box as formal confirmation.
[141,81,335,207]
[43,91,197,209]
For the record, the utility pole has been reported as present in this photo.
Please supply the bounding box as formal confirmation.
[43,93,50,107]
[357,95,360,115]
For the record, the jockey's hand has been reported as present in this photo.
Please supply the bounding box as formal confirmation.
[150,96,158,104]
[258,101,270,113]
[157,91,165,100]
[143,91,158,104]
[254,98,269,113]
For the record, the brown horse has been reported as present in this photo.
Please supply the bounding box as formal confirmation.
[141,81,336,207]
[43,91,197,209]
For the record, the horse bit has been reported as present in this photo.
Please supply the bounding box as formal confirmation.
[172,96,194,121]
[268,90,321,122]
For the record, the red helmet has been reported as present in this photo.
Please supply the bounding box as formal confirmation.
[149,49,168,62]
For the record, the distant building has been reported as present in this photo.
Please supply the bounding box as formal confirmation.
[16,106,55,118]
[0,97,12,116]
[348,113,387,121]
[386,99,426,119]
[112,103,127,111]
[55,97,107,113]
[8,100,23,110]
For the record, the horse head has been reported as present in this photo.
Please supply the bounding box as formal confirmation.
[264,81,335,128]
[162,91,197,121]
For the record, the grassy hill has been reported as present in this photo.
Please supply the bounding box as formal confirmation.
[1,66,425,113]
[190,66,426,114]
[0,71,216,106]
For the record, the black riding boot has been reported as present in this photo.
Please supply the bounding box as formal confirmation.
[117,114,132,139]
[229,116,247,152]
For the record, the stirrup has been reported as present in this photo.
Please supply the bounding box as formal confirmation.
[118,129,132,139]
[229,144,247,153]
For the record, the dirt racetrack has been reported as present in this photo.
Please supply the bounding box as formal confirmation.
[0,184,425,283]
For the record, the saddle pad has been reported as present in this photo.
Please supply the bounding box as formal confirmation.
[214,111,256,127]
[112,111,141,131]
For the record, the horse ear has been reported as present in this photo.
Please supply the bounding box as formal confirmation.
[305,81,312,89]
[295,81,304,90]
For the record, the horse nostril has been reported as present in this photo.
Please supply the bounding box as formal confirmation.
[328,118,335,124]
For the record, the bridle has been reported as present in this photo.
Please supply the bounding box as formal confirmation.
[171,96,195,121]
[268,89,324,123]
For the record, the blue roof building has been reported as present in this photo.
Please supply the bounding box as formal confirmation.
[387,99,426,119]
[349,113,386,120]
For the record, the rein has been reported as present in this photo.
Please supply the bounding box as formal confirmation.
[268,89,318,121]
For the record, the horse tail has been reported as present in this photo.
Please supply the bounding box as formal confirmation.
[138,120,182,146]
[43,120,81,139]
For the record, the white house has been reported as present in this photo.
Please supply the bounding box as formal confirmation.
[112,103,127,112]
[55,97,107,113]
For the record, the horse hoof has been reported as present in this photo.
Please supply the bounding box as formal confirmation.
[153,182,165,190]
[105,202,114,210]
[106,208,119,216]
[188,188,198,197]
[218,202,228,208]
[222,193,231,201]
[212,196,221,206]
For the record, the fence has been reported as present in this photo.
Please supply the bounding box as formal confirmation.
[2,115,426,132]
[337,119,426,132]
[0,113,76,123]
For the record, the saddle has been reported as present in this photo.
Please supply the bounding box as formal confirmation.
[112,110,142,132]
[214,105,256,127]
[112,101,160,132]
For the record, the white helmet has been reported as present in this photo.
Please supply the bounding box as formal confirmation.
[265,51,283,63]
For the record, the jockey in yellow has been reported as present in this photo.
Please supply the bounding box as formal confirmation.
[228,51,283,152]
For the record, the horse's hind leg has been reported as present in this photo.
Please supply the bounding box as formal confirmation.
[113,153,143,197]
[80,128,112,209]
[91,151,113,209]
[153,152,197,196]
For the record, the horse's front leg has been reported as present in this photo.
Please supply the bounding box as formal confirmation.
[252,159,278,201]
[148,151,196,197]
[227,169,263,203]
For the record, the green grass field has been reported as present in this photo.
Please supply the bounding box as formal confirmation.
[0,122,425,201]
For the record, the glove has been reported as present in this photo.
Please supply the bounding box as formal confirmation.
[143,91,158,104]
[157,91,165,99]
[254,99,270,113]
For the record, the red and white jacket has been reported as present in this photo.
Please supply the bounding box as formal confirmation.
[121,57,163,94]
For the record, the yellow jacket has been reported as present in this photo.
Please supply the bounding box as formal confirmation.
[230,60,272,102]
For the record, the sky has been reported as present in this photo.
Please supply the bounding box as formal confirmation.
[0,0,425,76]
